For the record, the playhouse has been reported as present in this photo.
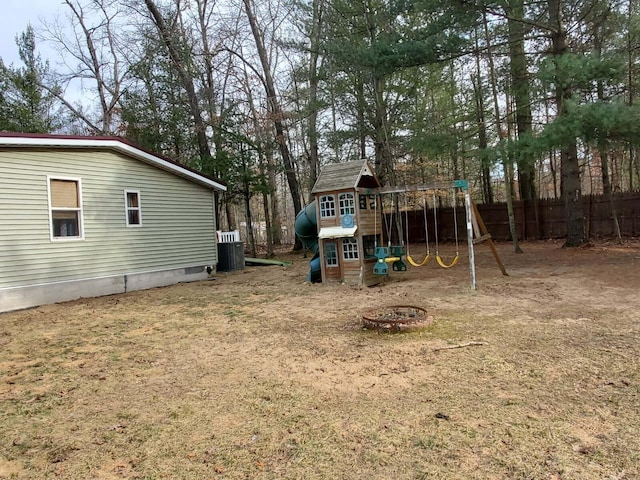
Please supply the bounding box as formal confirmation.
[300,159,384,286]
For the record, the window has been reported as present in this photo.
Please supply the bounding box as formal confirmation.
[339,193,355,216]
[320,195,336,218]
[359,194,368,210]
[125,190,142,226]
[325,242,338,267]
[342,238,359,260]
[362,235,379,258]
[48,177,83,240]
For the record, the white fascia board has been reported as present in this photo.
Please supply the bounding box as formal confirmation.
[0,136,227,192]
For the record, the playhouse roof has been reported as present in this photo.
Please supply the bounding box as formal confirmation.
[311,159,380,194]
[0,132,226,191]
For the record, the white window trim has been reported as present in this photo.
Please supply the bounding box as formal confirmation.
[47,175,85,242]
[339,192,355,217]
[124,189,143,227]
[320,194,336,218]
[341,237,359,261]
[325,242,338,267]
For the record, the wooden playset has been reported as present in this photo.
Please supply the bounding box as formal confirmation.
[296,159,506,288]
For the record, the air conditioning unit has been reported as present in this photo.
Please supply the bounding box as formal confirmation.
[217,235,245,272]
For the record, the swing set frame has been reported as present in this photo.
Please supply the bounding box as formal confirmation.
[358,180,507,290]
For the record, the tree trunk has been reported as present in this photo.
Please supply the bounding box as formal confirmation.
[449,62,460,180]
[328,65,340,163]
[357,75,367,160]
[628,0,636,192]
[195,0,226,181]
[472,35,493,204]
[224,192,236,231]
[481,13,522,253]
[504,157,521,247]
[505,0,539,238]
[372,74,394,185]
[594,25,623,244]
[242,58,280,250]
[242,0,302,250]
[306,0,323,194]
[258,149,274,256]
[241,152,257,258]
[599,138,622,241]
[268,155,282,246]
[262,188,274,256]
[549,0,585,247]
[506,0,535,202]
[45,0,126,134]
[144,0,211,162]
[561,141,585,245]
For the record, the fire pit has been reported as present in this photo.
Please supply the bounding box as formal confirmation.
[362,305,432,332]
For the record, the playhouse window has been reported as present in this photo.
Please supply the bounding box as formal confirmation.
[339,193,355,216]
[320,195,336,218]
[125,190,142,226]
[48,177,84,240]
[359,195,368,210]
[342,238,359,260]
[325,242,338,266]
[362,235,378,258]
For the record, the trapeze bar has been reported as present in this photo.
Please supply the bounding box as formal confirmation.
[357,180,468,195]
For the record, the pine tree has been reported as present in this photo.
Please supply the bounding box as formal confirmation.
[0,26,64,133]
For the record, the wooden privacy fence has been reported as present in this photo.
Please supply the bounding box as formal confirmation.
[395,191,640,243]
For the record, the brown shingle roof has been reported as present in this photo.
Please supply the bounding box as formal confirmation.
[311,159,380,194]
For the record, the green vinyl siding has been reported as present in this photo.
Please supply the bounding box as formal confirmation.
[0,148,218,289]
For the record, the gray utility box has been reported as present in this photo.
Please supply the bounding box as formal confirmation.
[217,242,245,272]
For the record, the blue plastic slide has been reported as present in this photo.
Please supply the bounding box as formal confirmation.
[294,201,322,282]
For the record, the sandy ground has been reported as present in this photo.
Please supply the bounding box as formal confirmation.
[1,239,639,479]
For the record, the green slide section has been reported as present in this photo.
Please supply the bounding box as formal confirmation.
[294,201,318,254]
[294,201,321,282]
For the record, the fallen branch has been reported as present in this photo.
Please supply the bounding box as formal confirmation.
[433,341,486,352]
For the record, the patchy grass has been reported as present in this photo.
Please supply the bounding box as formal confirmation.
[1,240,639,479]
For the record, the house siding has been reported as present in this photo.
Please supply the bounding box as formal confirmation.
[0,148,218,291]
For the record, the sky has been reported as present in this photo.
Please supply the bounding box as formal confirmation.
[0,0,66,66]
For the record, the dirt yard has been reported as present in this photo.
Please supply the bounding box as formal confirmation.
[1,240,639,479]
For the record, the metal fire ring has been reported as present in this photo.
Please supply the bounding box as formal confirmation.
[362,305,432,332]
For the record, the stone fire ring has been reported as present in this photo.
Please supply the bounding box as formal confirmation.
[362,305,432,332]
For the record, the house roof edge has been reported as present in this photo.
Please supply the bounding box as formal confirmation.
[0,132,227,191]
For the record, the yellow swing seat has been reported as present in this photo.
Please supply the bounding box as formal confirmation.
[406,254,431,267]
[436,254,459,269]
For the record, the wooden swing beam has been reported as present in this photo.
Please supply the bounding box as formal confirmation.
[357,182,456,196]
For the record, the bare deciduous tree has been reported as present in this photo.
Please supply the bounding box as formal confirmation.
[242,0,303,249]
[41,0,129,133]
